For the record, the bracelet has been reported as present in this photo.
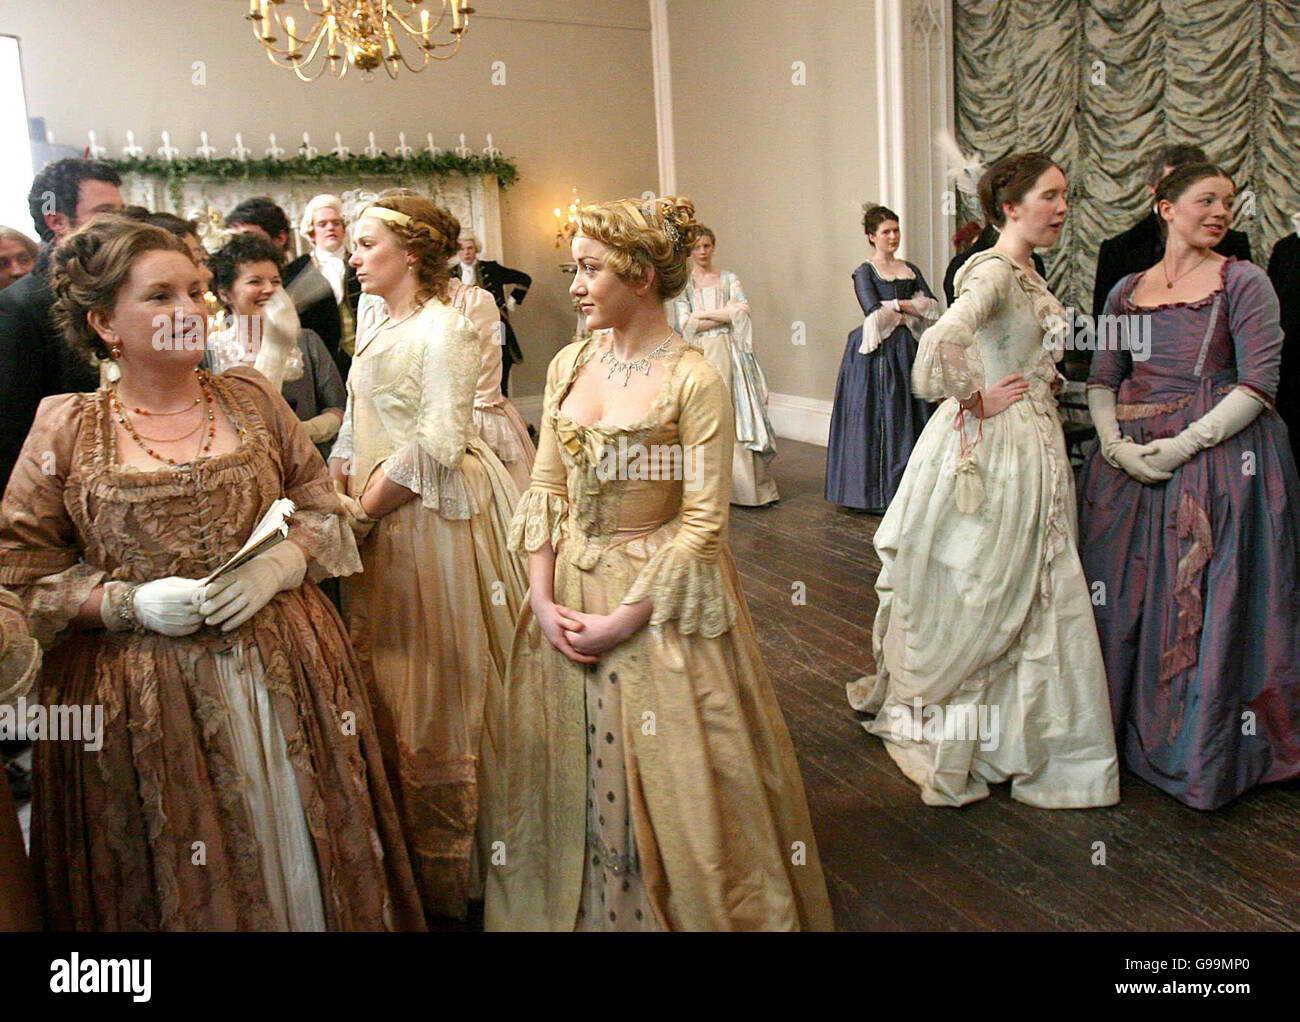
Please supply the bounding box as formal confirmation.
[101,580,142,633]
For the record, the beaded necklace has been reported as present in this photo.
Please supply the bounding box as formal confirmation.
[110,370,218,466]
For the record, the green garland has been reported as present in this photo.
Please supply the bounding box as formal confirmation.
[107,151,520,210]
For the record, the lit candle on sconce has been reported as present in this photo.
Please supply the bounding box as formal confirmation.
[420,9,431,44]
[452,1,462,31]
[259,0,270,39]
[285,15,297,54]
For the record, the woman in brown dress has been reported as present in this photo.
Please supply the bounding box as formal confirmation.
[0,215,423,931]
[0,587,41,930]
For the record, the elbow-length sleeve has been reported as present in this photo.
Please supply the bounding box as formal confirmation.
[911,256,1009,401]
[670,287,694,340]
[508,348,572,554]
[0,394,105,648]
[330,391,355,464]
[855,264,904,355]
[1225,261,1284,406]
[620,360,739,638]
[459,285,506,407]
[908,266,942,326]
[725,271,757,355]
[0,586,41,707]
[380,308,481,517]
[225,367,361,580]
[1087,280,1135,392]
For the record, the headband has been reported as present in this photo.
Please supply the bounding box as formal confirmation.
[360,206,413,227]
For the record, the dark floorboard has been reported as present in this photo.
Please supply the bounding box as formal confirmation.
[732,439,1300,932]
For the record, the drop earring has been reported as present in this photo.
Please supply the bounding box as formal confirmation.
[105,346,122,384]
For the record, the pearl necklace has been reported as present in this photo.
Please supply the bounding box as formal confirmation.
[600,332,675,386]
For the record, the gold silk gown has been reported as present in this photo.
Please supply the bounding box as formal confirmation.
[485,335,833,931]
[332,298,526,919]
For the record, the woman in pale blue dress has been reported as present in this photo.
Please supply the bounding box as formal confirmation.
[669,228,778,505]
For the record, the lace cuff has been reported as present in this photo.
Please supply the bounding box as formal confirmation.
[621,542,737,638]
[507,488,568,554]
[288,508,363,581]
[11,561,105,650]
[859,305,903,355]
[0,592,40,707]
[473,406,529,466]
[382,440,478,520]
[912,320,983,402]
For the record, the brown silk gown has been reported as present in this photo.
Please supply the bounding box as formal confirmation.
[485,336,834,931]
[0,368,424,931]
[0,588,41,930]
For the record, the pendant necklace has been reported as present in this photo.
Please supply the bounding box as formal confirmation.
[1163,252,1210,289]
[601,332,675,386]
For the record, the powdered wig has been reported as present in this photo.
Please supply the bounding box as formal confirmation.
[573,195,703,300]
[299,193,345,240]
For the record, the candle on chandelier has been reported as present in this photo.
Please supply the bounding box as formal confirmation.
[421,9,431,43]
[259,1,270,39]
[285,15,297,53]
[327,15,339,57]
[452,1,462,31]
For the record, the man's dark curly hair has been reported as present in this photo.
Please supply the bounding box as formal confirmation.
[27,158,122,242]
[224,197,291,246]
[209,233,285,310]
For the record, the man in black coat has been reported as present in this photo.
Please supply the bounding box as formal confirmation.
[289,194,361,381]
[0,158,124,494]
[1092,144,1252,319]
[452,234,531,395]
[1268,220,1300,462]
[224,197,344,370]
[942,223,1046,305]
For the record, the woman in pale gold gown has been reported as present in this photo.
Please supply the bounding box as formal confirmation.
[485,196,832,931]
[330,197,525,920]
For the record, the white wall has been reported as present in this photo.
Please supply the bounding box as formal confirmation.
[0,0,659,399]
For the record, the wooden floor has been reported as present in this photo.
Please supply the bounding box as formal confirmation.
[730,439,1300,932]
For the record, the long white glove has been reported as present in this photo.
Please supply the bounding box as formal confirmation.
[197,541,307,632]
[1087,386,1171,484]
[254,288,301,391]
[125,577,206,636]
[1142,387,1266,475]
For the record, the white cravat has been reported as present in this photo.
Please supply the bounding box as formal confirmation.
[314,245,347,303]
[459,261,476,284]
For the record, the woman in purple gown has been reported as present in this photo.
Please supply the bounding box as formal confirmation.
[1079,162,1300,810]
[825,206,938,511]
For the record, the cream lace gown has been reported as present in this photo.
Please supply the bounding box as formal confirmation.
[331,299,526,918]
[846,251,1120,808]
[485,335,833,931]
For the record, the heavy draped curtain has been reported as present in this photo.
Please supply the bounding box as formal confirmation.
[953,0,1300,310]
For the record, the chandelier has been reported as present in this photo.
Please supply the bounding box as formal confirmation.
[246,1,473,81]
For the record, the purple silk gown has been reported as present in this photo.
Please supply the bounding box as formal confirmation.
[1078,258,1300,810]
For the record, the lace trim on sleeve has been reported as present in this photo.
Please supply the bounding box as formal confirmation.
[507,487,569,554]
[621,541,738,638]
[382,440,477,519]
[12,561,105,650]
[288,508,363,581]
[912,319,984,402]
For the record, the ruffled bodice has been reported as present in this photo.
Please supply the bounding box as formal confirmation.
[509,334,738,637]
[0,369,359,647]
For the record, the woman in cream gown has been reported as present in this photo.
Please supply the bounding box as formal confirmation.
[846,155,1120,809]
[486,196,831,931]
[330,198,526,920]
[446,272,537,493]
[670,230,779,506]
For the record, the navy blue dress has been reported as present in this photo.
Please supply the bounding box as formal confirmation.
[825,262,936,512]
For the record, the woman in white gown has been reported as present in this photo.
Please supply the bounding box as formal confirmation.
[670,229,778,506]
[846,153,1120,809]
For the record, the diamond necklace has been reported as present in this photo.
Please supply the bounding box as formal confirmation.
[600,332,675,386]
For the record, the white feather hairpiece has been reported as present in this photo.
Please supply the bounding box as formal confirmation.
[936,129,985,200]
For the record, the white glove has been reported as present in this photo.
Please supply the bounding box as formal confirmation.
[1087,385,1171,484]
[1142,387,1266,474]
[198,541,307,632]
[302,410,342,445]
[131,577,206,636]
[254,289,301,391]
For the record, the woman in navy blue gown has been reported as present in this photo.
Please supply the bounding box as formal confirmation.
[826,206,939,512]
